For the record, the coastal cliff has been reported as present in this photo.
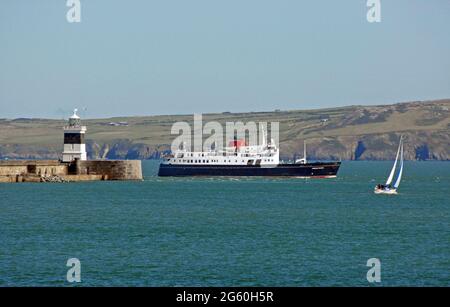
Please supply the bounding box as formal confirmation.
[1,99,449,161]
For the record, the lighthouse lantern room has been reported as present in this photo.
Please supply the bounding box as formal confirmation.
[62,108,87,162]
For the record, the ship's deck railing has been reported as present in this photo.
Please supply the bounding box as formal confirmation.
[174,150,278,159]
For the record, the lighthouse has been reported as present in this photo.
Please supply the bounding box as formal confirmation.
[62,109,87,162]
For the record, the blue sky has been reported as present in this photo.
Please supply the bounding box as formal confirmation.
[1,0,449,118]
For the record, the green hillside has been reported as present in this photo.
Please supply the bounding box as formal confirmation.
[1,99,449,160]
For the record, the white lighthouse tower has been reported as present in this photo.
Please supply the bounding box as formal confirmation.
[62,109,87,162]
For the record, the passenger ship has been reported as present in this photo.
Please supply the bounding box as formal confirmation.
[158,133,341,178]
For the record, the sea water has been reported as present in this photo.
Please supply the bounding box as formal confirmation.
[0,161,448,286]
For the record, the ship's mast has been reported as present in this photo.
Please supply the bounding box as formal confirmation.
[295,140,307,164]
[303,140,307,164]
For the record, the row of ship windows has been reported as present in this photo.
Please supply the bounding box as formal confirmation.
[174,159,240,163]
[179,153,274,158]
[171,159,275,163]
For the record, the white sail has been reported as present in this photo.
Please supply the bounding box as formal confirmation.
[386,137,402,185]
[393,142,404,189]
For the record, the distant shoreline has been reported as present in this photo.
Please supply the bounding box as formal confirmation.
[1,99,449,161]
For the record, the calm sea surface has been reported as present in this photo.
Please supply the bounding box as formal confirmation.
[0,161,449,286]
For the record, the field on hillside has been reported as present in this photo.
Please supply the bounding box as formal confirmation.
[0,99,449,160]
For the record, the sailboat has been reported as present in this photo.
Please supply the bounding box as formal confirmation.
[374,137,404,195]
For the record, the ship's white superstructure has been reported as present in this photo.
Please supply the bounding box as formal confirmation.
[163,126,280,166]
[163,139,279,166]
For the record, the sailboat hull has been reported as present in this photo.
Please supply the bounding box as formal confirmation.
[374,187,398,195]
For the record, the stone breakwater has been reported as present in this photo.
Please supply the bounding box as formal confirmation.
[0,160,143,183]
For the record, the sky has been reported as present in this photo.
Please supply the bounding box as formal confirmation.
[0,0,449,118]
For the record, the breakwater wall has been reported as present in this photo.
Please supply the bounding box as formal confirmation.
[0,159,142,183]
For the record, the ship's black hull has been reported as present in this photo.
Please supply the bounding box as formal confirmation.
[158,162,341,177]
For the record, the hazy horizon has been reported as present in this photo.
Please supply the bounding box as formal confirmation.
[1,0,449,118]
